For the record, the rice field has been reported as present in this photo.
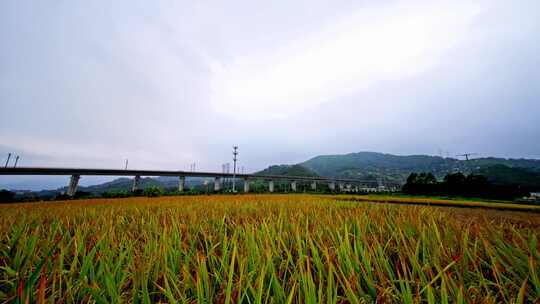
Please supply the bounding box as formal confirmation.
[1,194,539,303]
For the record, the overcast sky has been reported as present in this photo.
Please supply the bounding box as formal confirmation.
[1,0,540,181]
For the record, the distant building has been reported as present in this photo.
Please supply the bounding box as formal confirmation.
[531,192,540,199]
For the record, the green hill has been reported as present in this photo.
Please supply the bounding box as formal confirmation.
[51,176,206,195]
[301,152,458,182]
[256,164,319,177]
[79,177,163,194]
[300,152,540,187]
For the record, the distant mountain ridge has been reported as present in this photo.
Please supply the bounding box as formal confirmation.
[299,152,540,189]
[5,151,540,195]
[255,164,319,177]
[77,153,540,192]
[29,176,206,198]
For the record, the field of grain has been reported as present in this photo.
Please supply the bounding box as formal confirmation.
[1,194,539,303]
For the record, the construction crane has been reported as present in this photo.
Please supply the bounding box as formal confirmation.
[456,153,478,161]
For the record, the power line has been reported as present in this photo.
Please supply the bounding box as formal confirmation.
[456,153,478,161]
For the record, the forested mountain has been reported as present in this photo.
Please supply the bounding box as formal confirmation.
[301,152,456,181]
[299,152,540,189]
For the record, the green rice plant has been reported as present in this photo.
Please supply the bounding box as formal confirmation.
[0,194,539,303]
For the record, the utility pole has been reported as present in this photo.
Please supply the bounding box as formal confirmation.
[232,146,238,192]
[4,153,11,168]
[13,156,19,168]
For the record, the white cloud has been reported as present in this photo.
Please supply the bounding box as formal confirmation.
[209,2,484,120]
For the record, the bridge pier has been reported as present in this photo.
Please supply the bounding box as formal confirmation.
[311,181,317,191]
[214,177,221,192]
[178,176,185,192]
[329,182,336,191]
[132,175,141,192]
[243,178,250,193]
[268,180,274,193]
[339,183,345,192]
[291,181,297,192]
[346,184,351,192]
[67,174,80,197]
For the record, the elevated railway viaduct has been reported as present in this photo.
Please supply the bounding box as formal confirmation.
[0,167,402,196]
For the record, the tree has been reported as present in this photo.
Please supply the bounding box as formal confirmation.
[443,172,466,185]
[403,171,529,200]
[418,173,437,184]
[406,173,418,185]
[403,173,438,195]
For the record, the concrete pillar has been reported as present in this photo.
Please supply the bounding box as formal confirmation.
[329,182,336,191]
[339,183,345,192]
[67,174,80,197]
[291,181,297,192]
[311,181,317,191]
[243,178,250,193]
[132,175,141,192]
[268,180,274,193]
[346,184,351,192]
[214,177,221,192]
[178,176,185,192]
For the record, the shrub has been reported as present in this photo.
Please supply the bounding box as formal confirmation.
[143,186,164,197]
[0,189,15,203]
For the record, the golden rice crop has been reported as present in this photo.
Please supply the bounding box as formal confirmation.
[1,194,539,303]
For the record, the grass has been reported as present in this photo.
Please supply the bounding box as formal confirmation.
[370,192,540,206]
[372,193,520,204]
[0,194,539,303]
[339,194,540,213]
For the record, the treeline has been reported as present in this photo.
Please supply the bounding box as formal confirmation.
[1,181,341,203]
[0,186,209,203]
[402,172,529,200]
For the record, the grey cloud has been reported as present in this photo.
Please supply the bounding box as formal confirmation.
[0,0,539,190]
